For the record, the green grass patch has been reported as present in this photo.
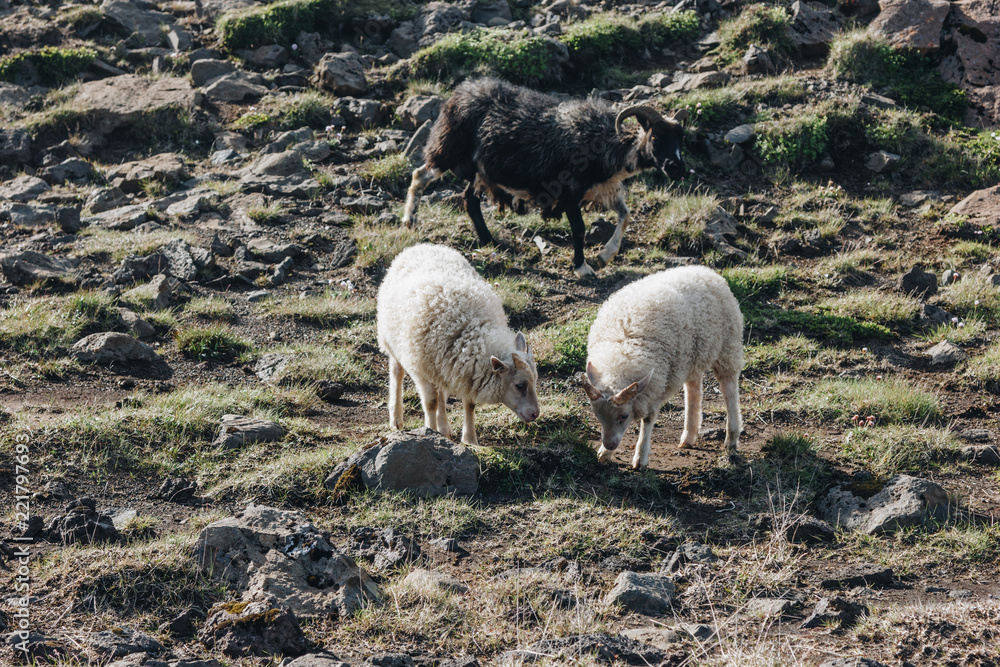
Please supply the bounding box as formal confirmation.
[351,217,422,269]
[722,265,789,301]
[797,378,940,424]
[964,340,1000,385]
[262,290,373,327]
[841,425,961,476]
[761,431,816,459]
[817,290,921,329]
[918,317,986,345]
[360,153,411,192]
[407,28,562,87]
[246,202,285,224]
[266,340,380,388]
[647,193,718,253]
[185,297,236,322]
[939,274,1000,325]
[742,302,892,345]
[0,291,119,358]
[492,277,544,318]
[827,29,966,120]
[668,76,807,125]
[744,334,822,376]
[176,325,253,362]
[530,311,596,375]
[715,4,793,66]
[232,90,338,131]
[0,47,96,86]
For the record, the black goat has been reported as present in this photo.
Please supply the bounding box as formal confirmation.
[402,78,687,277]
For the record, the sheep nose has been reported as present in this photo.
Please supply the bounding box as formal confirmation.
[522,406,539,423]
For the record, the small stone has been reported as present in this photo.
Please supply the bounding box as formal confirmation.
[603,571,675,615]
[899,265,937,298]
[820,564,895,589]
[403,568,469,595]
[724,124,755,145]
[247,290,269,302]
[800,597,868,629]
[927,340,967,367]
[213,414,285,449]
[866,150,900,173]
[961,445,1000,466]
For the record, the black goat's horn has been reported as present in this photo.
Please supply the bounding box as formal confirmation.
[615,106,666,135]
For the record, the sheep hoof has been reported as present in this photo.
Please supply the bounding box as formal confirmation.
[678,441,693,450]
[403,215,416,228]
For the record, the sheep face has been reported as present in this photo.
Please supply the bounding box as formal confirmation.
[640,120,687,182]
[490,332,539,423]
[581,363,653,451]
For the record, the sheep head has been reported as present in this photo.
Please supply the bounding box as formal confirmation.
[490,331,539,424]
[616,105,688,181]
[581,362,653,451]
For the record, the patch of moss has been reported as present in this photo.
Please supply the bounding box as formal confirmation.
[330,464,365,503]
[0,47,96,86]
[408,28,561,87]
[715,4,793,66]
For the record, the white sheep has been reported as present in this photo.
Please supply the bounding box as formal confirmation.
[377,243,540,445]
[580,266,744,469]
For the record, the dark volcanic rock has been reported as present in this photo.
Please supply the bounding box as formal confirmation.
[820,564,895,589]
[198,599,308,658]
[800,596,868,629]
[501,633,666,665]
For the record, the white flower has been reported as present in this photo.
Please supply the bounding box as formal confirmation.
[975,299,981,306]
[862,347,868,353]
[958,322,965,328]
[291,43,298,50]
[952,317,960,324]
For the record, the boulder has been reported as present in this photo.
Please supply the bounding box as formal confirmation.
[0,82,31,115]
[213,414,285,449]
[85,203,149,231]
[501,633,665,665]
[335,97,387,129]
[948,184,1000,226]
[86,187,133,214]
[0,175,50,202]
[788,0,839,56]
[37,158,95,185]
[0,128,31,164]
[927,340,967,367]
[70,75,200,135]
[87,626,163,659]
[106,153,188,194]
[938,2,1000,127]
[603,572,675,615]
[255,353,292,382]
[123,273,177,309]
[239,150,321,198]
[619,628,682,650]
[193,504,383,617]
[203,73,269,102]
[117,307,156,339]
[101,0,175,46]
[190,58,236,87]
[865,150,900,173]
[816,474,951,535]
[471,0,511,23]
[287,655,352,667]
[397,95,444,130]
[0,250,79,285]
[47,497,121,545]
[72,332,159,365]
[725,124,756,145]
[324,427,479,498]
[868,0,950,52]
[317,53,368,96]
[0,202,60,227]
[249,44,289,69]
[961,444,1000,465]
[344,527,421,571]
[800,596,868,629]
[158,477,198,502]
[664,71,731,93]
[820,564,894,589]
[198,599,308,658]
[402,568,469,595]
[898,265,937,297]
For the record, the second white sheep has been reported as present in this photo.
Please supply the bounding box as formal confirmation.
[377,244,540,445]
[581,265,744,469]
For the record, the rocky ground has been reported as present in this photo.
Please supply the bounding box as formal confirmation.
[2,0,1000,665]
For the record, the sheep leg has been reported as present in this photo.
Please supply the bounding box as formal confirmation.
[436,388,452,440]
[597,193,629,268]
[679,375,703,449]
[412,375,440,433]
[631,412,657,470]
[388,355,405,431]
[402,165,440,228]
[461,399,478,446]
[565,204,596,278]
[718,371,742,454]
[463,180,493,245]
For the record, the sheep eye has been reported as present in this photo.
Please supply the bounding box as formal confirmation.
[515,382,527,393]
[619,413,629,423]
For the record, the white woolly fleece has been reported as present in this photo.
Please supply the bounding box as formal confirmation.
[376,244,527,403]
[586,265,744,419]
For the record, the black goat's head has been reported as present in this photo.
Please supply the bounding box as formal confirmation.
[616,106,688,181]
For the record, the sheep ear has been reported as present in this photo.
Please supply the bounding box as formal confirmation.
[512,353,528,370]
[610,369,653,406]
[514,331,528,353]
[491,356,509,373]
[586,361,601,386]
[580,372,603,402]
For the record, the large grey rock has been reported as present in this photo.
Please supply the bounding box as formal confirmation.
[619,628,681,650]
[788,0,838,56]
[961,444,1000,465]
[198,598,307,658]
[0,202,60,227]
[193,504,383,617]
[471,0,511,23]
[0,128,31,164]
[213,414,285,449]
[317,53,367,96]
[0,250,79,285]
[948,184,1000,227]
[106,153,188,194]
[816,474,951,535]
[117,307,156,339]
[402,568,469,595]
[397,94,443,130]
[866,150,900,173]
[724,124,755,145]
[664,71,731,93]
[87,626,163,658]
[47,497,121,545]
[37,158,95,185]
[404,119,434,162]
[899,265,937,297]
[800,596,868,629]
[0,175,50,202]
[86,186,133,214]
[157,238,215,280]
[85,203,149,231]
[927,340,967,367]
[70,75,200,135]
[249,44,289,69]
[744,598,798,617]
[869,0,951,53]
[255,353,292,382]
[501,633,665,665]
[335,97,387,129]
[324,427,479,498]
[938,2,1000,127]
[239,150,321,198]
[203,73,269,102]
[72,332,158,365]
[123,273,176,309]
[101,0,175,46]
[603,572,675,615]
[0,83,31,115]
[190,58,236,87]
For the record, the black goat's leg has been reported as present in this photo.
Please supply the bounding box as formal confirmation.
[463,181,494,245]
[402,165,440,228]
[597,190,630,269]
[565,204,596,278]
